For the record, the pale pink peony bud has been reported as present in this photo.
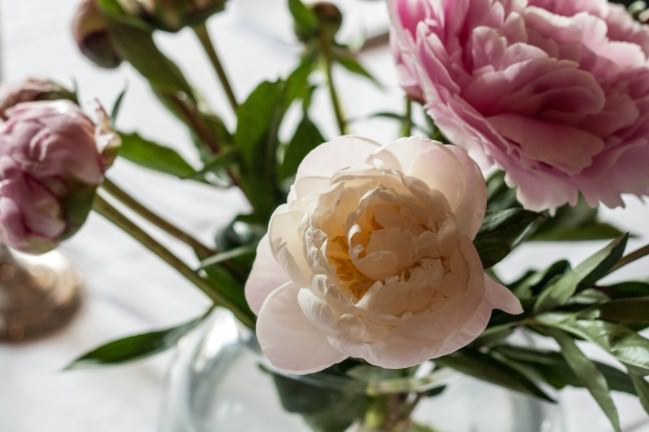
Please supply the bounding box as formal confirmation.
[72,0,122,69]
[0,101,118,253]
[0,79,77,120]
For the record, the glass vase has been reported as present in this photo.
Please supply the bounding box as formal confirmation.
[161,311,563,432]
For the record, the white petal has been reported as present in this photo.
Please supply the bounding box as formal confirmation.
[485,275,523,314]
[372,136,442,172]
[296,136,381,180]
[244,234,290,314]
[405,141,486,239]
[256,283,347,374]
[268,205,311,286]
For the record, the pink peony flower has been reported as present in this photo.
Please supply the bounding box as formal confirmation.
[0,101,116,253]
[245,136,522,374]
[389,0,649,211]
[0,78,77,120]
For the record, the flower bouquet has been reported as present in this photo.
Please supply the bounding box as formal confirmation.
[3,0,649,430]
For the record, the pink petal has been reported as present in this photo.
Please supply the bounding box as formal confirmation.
[244,234,290,314]
[485,275,523,314]
[256,283,347,374]
[295,136,380,180]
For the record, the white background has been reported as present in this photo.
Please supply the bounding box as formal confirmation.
[0,0,648,431]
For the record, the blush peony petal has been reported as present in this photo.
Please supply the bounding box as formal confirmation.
[378,138,486,239]
[485,275,523,314]
[268,205,311,286]
[244,234,290,314]
[296,136,381,180]
[256,283,346,374]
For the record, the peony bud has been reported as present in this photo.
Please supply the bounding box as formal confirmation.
[312,2,342,37]
[0,79,77,120]
[139,0,228,32]
[0,101,118,253]
[71,0,122,69]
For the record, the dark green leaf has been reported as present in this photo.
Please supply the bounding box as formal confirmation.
[333,48,381,87]
[534,235,628,312]
[630,373,649,415]
[185,148,237,181]
[270,370,366,432]
[596,281,649,299]
[495,345,635,395]
[118,132,196,178]
[474,208,541,268]
[437,349,555,402]
[544,327,620,432]
[110,85,128,124]
[65,312,208,369]
[280,116,325,180]
[288,0,319,39]
[580,297,649,324]
[510,260,571,300]
[537,313,649,375]
[486,171,518,212]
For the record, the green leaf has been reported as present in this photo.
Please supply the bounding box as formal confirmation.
[630,373,649,415]
[185,148,237,181]
[581,297,649,324]
[280,116,325,180]
[199,245,256,269]
[474,208,541,268]
[349,111,428,134]
[118,132,196,178]
[534,235,628,312]
[530,198,626,242]
[510,260,571,300]
[332,48,381,87]
[596,281,649,299]
[494,345,635,395]
[110,85,128,124]
[288,0,319,39]
[65,311,208,369]
[270,370,367,432]
[486,171,518,212]
[537,313,649,375]
[437,349,555,402]
[544,327,620,432]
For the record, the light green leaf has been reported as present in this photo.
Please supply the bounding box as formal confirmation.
[534,235,628,312]
[110,85,128,124]
[65,311,208,370]
[333,48,381,87]
[495,345,635,395]
[437,349,555,402]
[474,208,541,268]
[118,132,196,178]
[280,116,325,180]
[537,313,649,376]
[185,148,237,181]
[199,245,256,269]
[510,260,571,300]
[288,0,319,39]
[630,373,649,415]
[544,327,620,432]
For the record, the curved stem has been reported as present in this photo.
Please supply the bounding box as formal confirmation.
[101,178,214,259]
[193,23,239,113]
[610,242,649,274]
[93,193,255,328]
[321,38,347,135]
[401,97,413,137]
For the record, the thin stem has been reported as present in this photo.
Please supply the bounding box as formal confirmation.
[101,178,214,259]
[610,242,649,274]
[321,38,348,135]
[193,23,238,113]
[93,193,255,328]
[401,97,413,137]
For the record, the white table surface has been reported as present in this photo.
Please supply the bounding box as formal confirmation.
[1,1,648,431]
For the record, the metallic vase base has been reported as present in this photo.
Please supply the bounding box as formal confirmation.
[0,249,82,342]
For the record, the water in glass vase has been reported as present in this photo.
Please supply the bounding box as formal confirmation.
[161,311,563,432]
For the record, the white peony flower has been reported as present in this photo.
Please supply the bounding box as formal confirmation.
[245,136,522,374]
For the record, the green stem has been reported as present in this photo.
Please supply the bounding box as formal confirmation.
[401,97,413,137]
[321,38,348,135]
[610,242,649,274]
[93,193,255,329]
[101,178,215,259]
[193,23,239,113]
